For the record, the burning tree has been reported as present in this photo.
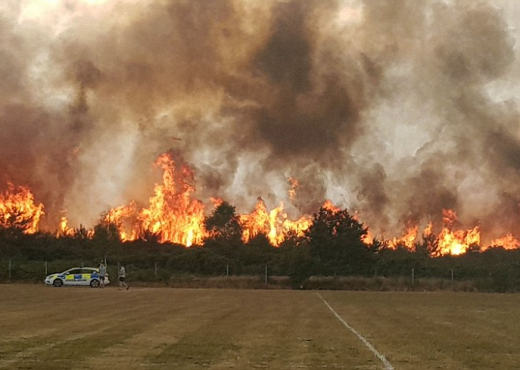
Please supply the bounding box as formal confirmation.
[0,184,44,238]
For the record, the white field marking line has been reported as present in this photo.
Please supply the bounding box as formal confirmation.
[317,293,394,370]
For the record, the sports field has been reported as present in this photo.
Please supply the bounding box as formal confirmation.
[1,285,520,369]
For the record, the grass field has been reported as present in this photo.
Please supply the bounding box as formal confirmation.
[1,285,520,370]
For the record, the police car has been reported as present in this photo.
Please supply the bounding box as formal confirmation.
[44,267,102,288]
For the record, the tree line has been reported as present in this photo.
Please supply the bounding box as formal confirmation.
[1,201,520,291]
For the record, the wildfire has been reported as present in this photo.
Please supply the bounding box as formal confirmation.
[361,229,373,244]
[0,183,44,234]
[489,234,520,250]
[101,155,313,247]
[240,198,312,246]
[3,156,520,256]
[58,215,77,237]
[432,210,480,255]
[433,226,480,255]
[322,199,340,213]
[288,177,299,201]
[389,225,418,250]
[386,210,481,255]
[104,153,205,247]
[104,202,139,241]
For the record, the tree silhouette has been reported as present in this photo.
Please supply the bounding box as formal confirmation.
[72,224,90,240]
[306,205,372,275]
[204,201,243,242]
[415,232,440,256]
[93,221,120,242]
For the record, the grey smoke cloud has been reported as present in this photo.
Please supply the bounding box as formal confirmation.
[0,0,519,243]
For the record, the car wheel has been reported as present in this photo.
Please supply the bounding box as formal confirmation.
[53,279,63,287]
[90,279,100,288]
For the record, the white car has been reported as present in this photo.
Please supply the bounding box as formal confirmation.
[44,267,108,288]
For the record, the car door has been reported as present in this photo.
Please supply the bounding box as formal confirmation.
[64,269,82,285]
[75,268,92,286]
[80,268,96,286]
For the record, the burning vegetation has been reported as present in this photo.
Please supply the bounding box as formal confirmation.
[1,152,519,257]
[0,184,43,235]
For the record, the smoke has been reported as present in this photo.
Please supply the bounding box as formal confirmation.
[0,0,519,242]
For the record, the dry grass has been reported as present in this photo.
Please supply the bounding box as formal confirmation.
[321,291,520,370]
[1,285,520,369]
[168,275,292,289]
[166,275,482,292]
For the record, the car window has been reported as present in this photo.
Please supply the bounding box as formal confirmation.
[67,269,81,275]
[81,268,95,274]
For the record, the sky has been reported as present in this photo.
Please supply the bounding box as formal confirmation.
[1,0,520,242]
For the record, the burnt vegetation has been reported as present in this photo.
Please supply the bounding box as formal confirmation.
[1,201,520,293]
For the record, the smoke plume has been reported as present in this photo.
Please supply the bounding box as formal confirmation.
[0,0,519,242]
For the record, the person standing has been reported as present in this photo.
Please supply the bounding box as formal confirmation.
[98,261,107,288]
[118,265,129,290]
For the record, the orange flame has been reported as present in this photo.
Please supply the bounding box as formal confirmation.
[436,226,480,256]
[385,210,482,255]
[7,164,520,257]
[240,197,312,246]
[389,225,418,250]
[210,197,223,208]
[442,208,458,226]
[489,234,520,250]
[423,222,433,237]
[436,209,480,255]
[58,215,76,237]
[0,183,44,234]
[288,177,299,201]
[104,159,318,247]
[322,199,340,213]
[361,229,373,244]
[105,153,205,246]
[104,202,139,241]
[240,197,275,244]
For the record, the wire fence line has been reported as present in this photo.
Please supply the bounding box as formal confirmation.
[0,257,499,293]
[0,258,458,278]
[0,258,272,283]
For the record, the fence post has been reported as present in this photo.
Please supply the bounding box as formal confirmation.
[265,265,268,285]
[411,268,415,285]
[45,261,48,275]
[226,265,229,276]
[8,259,12,281]
[451,269,454,283]
[154,262,158,277]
